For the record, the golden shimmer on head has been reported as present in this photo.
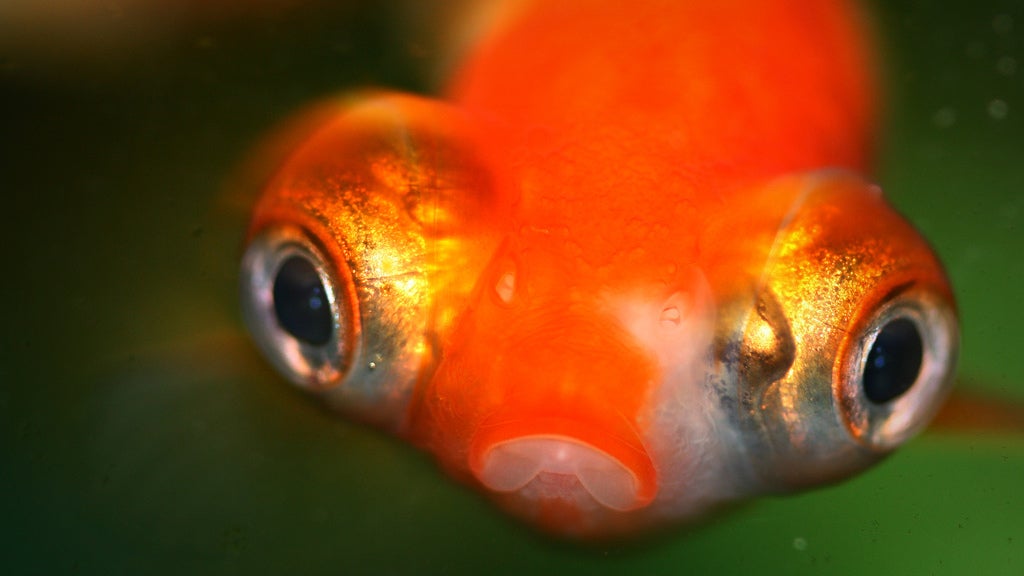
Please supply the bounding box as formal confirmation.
[241,93,502,430]
[738,174,957,489]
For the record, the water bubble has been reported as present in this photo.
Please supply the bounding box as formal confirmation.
[932,107,957,128]
[993,14,1014,35]
[988,99,1009,120]
[793,537,808,551]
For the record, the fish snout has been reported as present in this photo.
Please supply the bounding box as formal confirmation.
[414,295,665,519]
[468,413,657,512]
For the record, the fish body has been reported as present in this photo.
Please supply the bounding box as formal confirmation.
[240,0,958,538]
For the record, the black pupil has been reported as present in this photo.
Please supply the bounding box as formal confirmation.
[862,318,923,404]
[272,256,333,346]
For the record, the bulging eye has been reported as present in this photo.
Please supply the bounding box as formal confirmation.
[838,287,958,450]
[241,226,357,390]
[236,92,506,431]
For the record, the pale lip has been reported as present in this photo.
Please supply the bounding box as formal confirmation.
[473,435,650,511]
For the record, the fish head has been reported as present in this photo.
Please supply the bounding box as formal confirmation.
[239,96,958,537]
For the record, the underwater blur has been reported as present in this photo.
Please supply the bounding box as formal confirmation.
[2,0,1022,573]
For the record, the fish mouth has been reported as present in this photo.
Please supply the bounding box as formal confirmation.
[468,418,657,512]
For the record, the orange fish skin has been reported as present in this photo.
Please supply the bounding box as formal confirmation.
[240,0,958,539]
[448,0,875,223]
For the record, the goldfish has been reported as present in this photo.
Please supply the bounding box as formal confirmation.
[239,0,958,538]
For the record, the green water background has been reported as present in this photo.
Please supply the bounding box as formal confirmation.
[2,1,1022,573]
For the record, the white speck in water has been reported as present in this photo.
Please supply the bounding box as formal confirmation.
[933,107,957,128]
[993,14,1014,36]
[988,99,1009,120]
[997,56,1017,76]
[793,537,808,552]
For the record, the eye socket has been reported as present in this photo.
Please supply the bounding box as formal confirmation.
[837,288,958,450]
[240,226,358,390]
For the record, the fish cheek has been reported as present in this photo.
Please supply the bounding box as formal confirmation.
[406,263,519,472]
[713,287,798,489]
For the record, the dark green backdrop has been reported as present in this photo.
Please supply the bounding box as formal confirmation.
[2,1,1021,574]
